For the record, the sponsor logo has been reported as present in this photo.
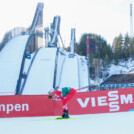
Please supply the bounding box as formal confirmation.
[0,103,29,114]
[77,91,134,112]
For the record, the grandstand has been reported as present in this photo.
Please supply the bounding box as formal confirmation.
[100,73,134,90]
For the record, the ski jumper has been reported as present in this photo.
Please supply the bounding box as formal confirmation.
[53,87,78,110]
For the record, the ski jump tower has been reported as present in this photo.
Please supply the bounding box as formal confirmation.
[130,3,133,38]
[28,3,44,53]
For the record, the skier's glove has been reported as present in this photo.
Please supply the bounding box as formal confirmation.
[48,95,53,99]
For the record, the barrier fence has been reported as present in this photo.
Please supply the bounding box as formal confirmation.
[0,88,134,118]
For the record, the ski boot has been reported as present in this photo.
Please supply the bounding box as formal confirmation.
[57,110,70,119]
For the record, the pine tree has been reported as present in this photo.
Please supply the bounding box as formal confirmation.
[104,54,110,66]
[77,34,87,55]
[130,37,134,58]
[112,37,119,64]
[117,34,123,59]
[112,34,123,63]
[123,33,130,61]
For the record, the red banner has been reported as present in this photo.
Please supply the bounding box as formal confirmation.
[0,95,53,118]
[68,88,134,115]
[0,88,134,118]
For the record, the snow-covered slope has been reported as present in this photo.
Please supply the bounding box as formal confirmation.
[108,60,134,75]
[58,56,80,89]
[22,47,58,95]
[0,35,29,95]
[0,35,89,95]
[0,112,134,134]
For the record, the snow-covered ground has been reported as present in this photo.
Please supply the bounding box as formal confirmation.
[1,112,134,134]
[108,59,134,75]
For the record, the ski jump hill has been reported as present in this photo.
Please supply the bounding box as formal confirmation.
[0,2,88,96]
[0,35,88,95]
[0,3,134,118]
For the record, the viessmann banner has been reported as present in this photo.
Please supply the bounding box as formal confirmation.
[0,88,134,118]
[67,88,134,115]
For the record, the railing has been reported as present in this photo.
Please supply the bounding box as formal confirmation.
[15,34,34,95]
[0,27,28,51]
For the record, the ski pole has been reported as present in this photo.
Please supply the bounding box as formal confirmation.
[76,85,90,91]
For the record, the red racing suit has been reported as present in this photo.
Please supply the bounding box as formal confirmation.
[53,88,78,110]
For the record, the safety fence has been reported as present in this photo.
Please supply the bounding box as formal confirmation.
[0,88,134,118]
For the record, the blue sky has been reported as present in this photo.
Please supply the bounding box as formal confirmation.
[0,0,133,46]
